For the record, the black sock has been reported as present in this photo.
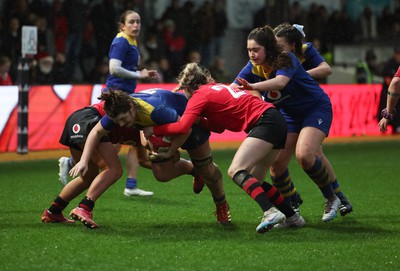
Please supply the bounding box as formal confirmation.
[48,196,69,214]
[78,196,95,212]
[213,194,226,205]
[261,182,295,217]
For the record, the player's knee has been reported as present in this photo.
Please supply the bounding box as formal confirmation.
[295,152,315,169]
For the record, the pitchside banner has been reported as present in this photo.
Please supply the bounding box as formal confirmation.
[0,84,385,152]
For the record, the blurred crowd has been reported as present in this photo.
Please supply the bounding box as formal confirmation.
[1,0,400,86]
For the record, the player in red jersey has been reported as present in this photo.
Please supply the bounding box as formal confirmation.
[143,63,305,233]
[379,66,400,132]
[41,101,150,228]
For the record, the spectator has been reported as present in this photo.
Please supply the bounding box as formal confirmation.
[144,32,165,63]
[0,55,13,85]
[157,57,175,83]
[193,1,215,67]
[359,6,377,41]
[162,19,186,76]
[29,0,51,19]
[89,57,109,84]
[53,52,68,84]
[0,16,21,81]
[179,1,196,55]
[187,50,201,64]
[212,0,228,60]
[355,49,377,84]
[377,5,395,40]
[209,57,228,83]
[32,53,55,85]
[63,0,87,81]
[48,0,68,54]
[90,0,118,67]
[34,16,55,56]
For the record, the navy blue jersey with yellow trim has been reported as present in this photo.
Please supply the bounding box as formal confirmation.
[234,52,329,116]
[299,42,325,71]
[100,89,188,130]
[106,32,139,93]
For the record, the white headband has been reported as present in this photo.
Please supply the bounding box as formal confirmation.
[293,24,306,37]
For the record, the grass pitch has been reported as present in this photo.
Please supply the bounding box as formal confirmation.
[0,141,399,271]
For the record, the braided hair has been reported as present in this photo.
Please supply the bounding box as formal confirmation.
[177,63,210,95]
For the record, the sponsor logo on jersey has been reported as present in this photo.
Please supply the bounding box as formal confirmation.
[266,91,281,100]
[72,124,81,134]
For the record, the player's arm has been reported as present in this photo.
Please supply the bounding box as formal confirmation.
[151,132,191,161]
[236,75,290,92]
[307,61,332,79]
[379,76,400,132]
[197,117,225,133]
[109,59,142,79]
[69,122,109,177]
[144,113,198,137]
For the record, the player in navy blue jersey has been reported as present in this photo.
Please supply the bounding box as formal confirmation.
[232,25,342,223]
[106,10,158,196]
[270,23,352,216]
[58,10,158,195]
[69,89,231,228]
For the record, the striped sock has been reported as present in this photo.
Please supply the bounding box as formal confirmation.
[304,157,334,198]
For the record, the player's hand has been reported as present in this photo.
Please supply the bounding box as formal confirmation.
[235,77,254,90]
[378,118,389,132]
[143,126,154,138]
[69,161,88,178]
[148,70,159,78]
[149,151,171,161]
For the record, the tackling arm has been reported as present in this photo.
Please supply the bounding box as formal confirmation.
[69,122,109,177]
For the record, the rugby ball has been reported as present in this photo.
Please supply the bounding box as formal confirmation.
[148,135,171,153]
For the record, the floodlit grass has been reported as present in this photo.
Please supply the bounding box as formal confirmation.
[0,141,399,271]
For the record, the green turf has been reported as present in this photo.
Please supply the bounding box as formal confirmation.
[0,141,399,271]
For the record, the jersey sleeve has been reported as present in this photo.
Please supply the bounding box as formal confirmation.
[151,106,179,124]
[100,115,116,131]
[233,61,260,84]
[153,92,207,136]
[304,43,325,68]
[109,38,128,61]
[276,53,300,79]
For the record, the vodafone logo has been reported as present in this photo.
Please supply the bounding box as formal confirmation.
[72,124,81,134]
[266,91,281,100]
